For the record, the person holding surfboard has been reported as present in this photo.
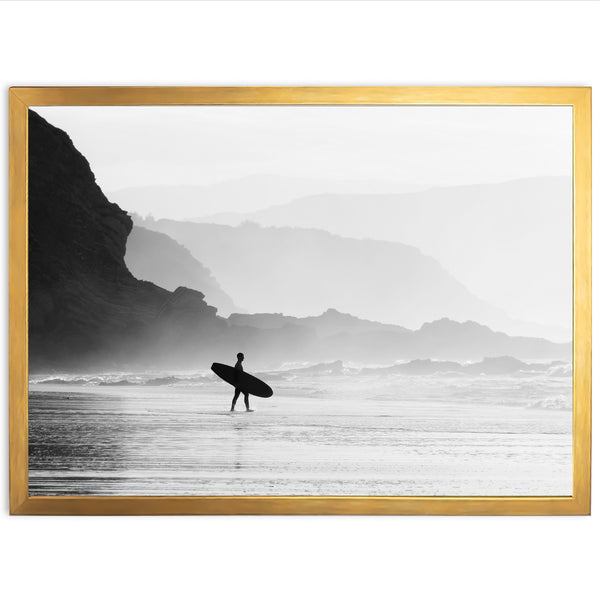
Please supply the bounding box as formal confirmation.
[231,352,252,412]
[211,355,272,410]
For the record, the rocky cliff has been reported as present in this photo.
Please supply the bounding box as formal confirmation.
[28,110,223,370]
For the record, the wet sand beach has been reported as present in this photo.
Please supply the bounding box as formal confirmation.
[29,373,572,496]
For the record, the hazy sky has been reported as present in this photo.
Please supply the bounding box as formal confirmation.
[35,105,572,195]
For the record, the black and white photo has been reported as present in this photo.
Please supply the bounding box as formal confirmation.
[27,103,573,497]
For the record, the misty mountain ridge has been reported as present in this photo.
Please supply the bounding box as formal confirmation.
[194,176,572,341]
[108,174,428,221]
[135,216,563,341]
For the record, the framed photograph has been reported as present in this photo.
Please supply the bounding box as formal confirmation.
[9,87,591,515]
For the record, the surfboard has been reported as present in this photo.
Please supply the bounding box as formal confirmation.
[211,363,274,398]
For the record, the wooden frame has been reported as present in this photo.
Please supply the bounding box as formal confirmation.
[9,86,591,515]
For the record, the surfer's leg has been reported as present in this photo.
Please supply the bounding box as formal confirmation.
[231,389,241,411]
[244,393,251,411]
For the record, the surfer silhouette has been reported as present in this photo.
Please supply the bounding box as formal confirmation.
[211,356,272,410]
[231,352,252,412]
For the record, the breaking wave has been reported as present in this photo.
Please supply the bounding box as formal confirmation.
[527,395,572,410]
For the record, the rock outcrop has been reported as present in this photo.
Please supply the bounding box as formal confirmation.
[125,225,238,316]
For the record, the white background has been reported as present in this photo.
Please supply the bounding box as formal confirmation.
[0,2,597,599]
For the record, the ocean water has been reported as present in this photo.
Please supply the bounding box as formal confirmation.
[28,371,573,496]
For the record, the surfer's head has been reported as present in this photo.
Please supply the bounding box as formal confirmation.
[237,352,244,362]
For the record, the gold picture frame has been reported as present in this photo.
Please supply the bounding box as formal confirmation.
[9,86,591,515]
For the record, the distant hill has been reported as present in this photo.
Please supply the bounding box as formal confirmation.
[228,308,409,337]
[107,175,426,221]
[229,310,571,363]
[137,217,545,337]
[125,226,238,316]
[196,177,572,341]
